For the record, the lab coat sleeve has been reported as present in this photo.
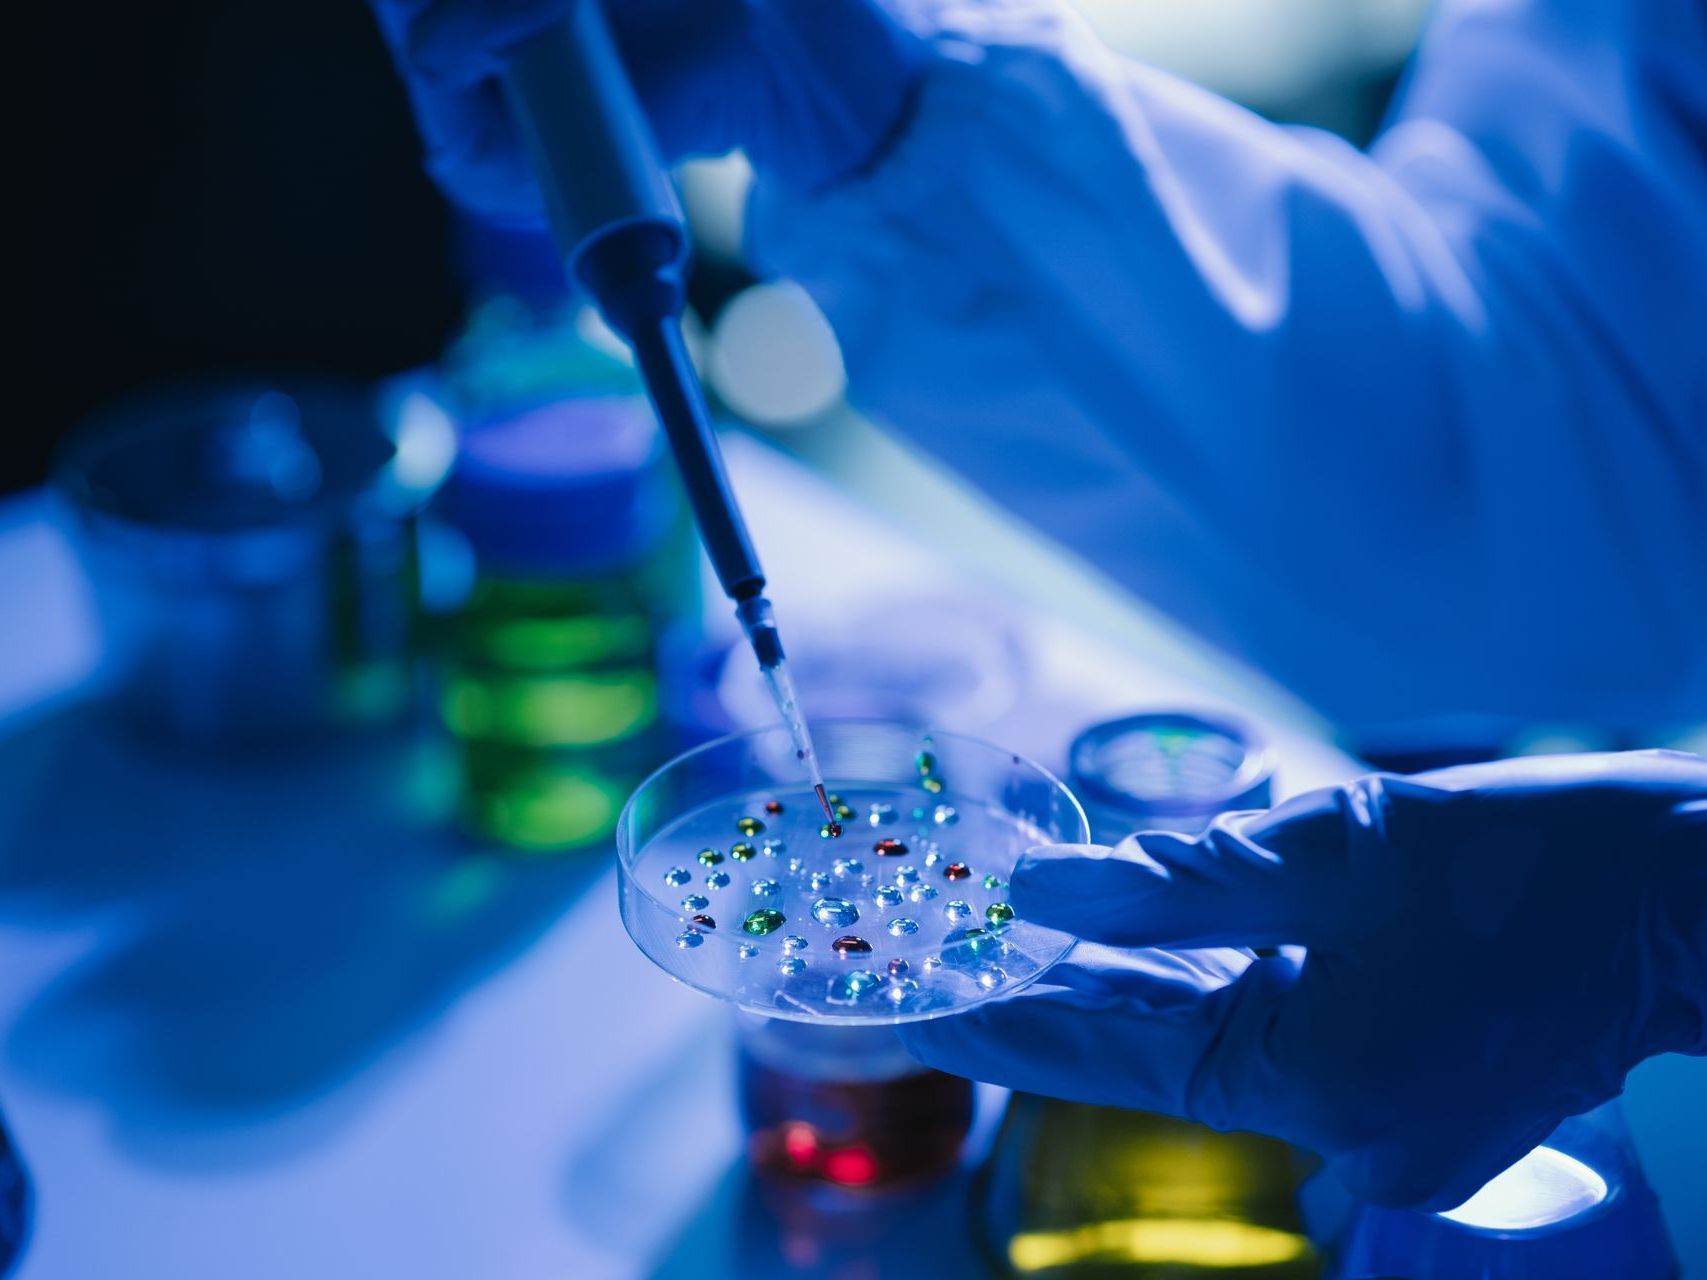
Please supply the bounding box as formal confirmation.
[746,0,1707,734]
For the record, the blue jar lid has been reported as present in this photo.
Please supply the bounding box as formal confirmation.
[445,396,674,576]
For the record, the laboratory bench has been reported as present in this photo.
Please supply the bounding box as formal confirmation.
[0,429,1702,1278]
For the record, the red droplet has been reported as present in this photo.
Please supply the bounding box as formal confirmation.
[691,914,717,928]
[783,1122,818,1165]
[764,800,784,814]
[831,935,872,956]
[943,862,971,881]
[873,838,909,857]
[823,1145,880,1186]
[826,821,843,838]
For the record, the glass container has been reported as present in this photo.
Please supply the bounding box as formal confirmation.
[439,396,693,852]
[53,379,451,743]
[977,710,1317,1279]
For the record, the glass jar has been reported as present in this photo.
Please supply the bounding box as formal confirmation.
[440,396,694,851]
[977,711,1318,1279]
[735,1012,973,1193]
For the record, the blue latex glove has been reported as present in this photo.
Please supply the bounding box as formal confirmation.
[902,751,1707,1210]
[367,0,927,224]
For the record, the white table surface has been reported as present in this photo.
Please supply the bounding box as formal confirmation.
[0,431,1701,1278]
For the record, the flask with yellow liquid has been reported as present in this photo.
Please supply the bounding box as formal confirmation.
[975,712,1319,1279]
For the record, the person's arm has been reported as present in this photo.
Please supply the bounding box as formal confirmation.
[752,0,1707,732]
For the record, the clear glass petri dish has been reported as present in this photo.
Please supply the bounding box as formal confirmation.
[617,720,1087,1024]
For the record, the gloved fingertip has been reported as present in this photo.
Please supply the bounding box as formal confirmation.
[894,1010,982,1075]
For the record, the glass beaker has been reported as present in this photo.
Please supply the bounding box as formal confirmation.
[53,379,450,743]
[617,720,1089,1192]
[976,711,1318,1279]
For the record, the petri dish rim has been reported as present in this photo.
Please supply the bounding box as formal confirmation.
[617,718,1089,1024]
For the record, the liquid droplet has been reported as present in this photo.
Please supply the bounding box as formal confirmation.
[697,848,724,867]
[762,837,786,853]
[873,838,909,857]
[827,970,881,1004]
[888,958,911,977]
[676,930,704,949]
[910,807,927,821]
[943,862,972,881]
[738,943,759,959]
[663,867,692,887]
[922,954,942,972]
[786,857,806,874]
[730,842,757,862]
[873,885,903,908]
[736,816,765,837]
[868,803,896,826]
[983,874,1005,892]
[831,935,873,956]
[944,899,974,923]
[778,956,807,976]
[764,800,784,815]
[888,917,920,937]
[782,935,810,954]
[690,914,716,929]
[916,750,937,775]
[907,883,938,904]
[933,804,959,826]
[706,871,731,890]
[886,978,920,1005]
[977,968,1005,990]
[834,803,855,821]
[812,897,859,928]
[894,865,921,887]
[986,902,1016,926]
[681,894,710,912]
[751,878,781,899]
[743,908,786,936]
[833,858,863,877]
[922,776,945,794]
[809,871,833,892]
[819,822,843,839]
[923,850,944,868]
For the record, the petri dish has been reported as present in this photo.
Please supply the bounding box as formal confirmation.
[617,720,1087,1024]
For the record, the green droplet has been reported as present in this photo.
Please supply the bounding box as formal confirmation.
[986,902,1015,926]
[983,874,1005,892]
[915,751,937,775]
[736,816,765,837]
[743,908,786,936]
[730,842,756,861]
[697,847,724,867]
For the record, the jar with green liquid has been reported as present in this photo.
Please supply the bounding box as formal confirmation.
[440,396,693,851]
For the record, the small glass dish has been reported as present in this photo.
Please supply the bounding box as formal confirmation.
[617,720,1087,1024]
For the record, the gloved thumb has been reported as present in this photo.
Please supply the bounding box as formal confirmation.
[1013,804,1349,950]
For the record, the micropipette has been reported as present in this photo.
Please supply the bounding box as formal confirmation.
[497,1,836,824]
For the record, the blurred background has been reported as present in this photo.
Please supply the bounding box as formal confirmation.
[13,0,1430,501]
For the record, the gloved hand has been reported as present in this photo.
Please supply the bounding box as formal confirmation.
[367,0,929,224]
[902,750,1707,1210]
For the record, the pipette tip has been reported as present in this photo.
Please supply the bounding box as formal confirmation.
[813,782,838,830]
